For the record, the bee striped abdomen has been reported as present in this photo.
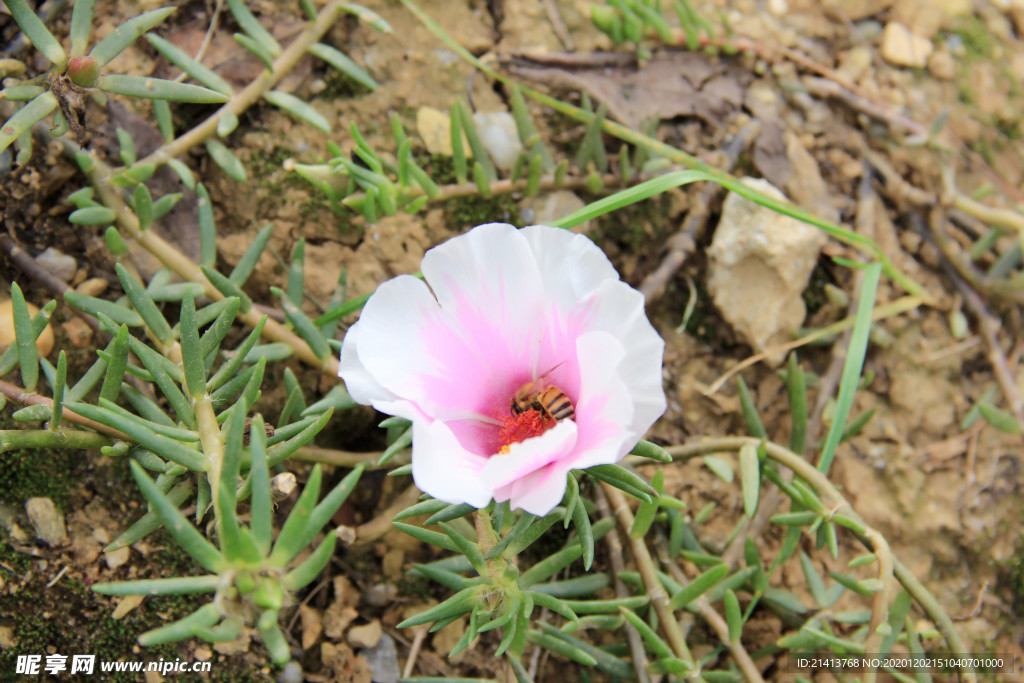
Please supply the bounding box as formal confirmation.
[539,387,574,421]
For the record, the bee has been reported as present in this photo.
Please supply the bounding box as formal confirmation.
[510,364,575,422]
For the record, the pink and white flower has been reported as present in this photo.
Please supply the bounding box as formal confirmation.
[339,223,666,515]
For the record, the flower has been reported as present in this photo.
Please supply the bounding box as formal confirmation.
[339,223,666,515]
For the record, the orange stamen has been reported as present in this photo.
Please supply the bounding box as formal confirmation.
[496,410,552,454]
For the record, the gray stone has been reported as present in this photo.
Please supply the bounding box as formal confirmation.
[25,497,67,546]
[707,178,826,366]
[36,248,77,283]
[363,633,401,683]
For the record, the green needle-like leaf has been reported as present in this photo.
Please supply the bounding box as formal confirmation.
[129,461,223,571]
[667,563,730,610]
[205,139,247,181]
[145,34,234,96]
[68,206,116,225]
[98,325,130,403]
[282,532,337,590]
[520,545,583,586]
[273,287,330,359]
[308,42,377,90]
[571,496,595,570]
[69,0,95,57]
[10,283,38,391]
[72,401,206,471]
[620,607,672,658]
[92,575,220,596]
[785,352,808,454]
[737,376,767,439]
[115,263,172,344]
[248,416,273,554]
[89,7,176,66]
[818,262,882,474]
[397,586,480,629]
[51,351,66,427]
[977,402,1023,434]
[268,465,323,565]
[196,183,217,267]
[139,604,220,646]
[392,522,459,552]
[3,0,66,65]
[131,185,153,233]
[227,0,281,55]
[264,90,330,133]
[97,74,230,103]
[105,480,191,551]
[200,266,252,314]
[179,292,206,398]
[290,464,365,555]
[739,442,760,518]
[265,406,332,466]
[585,464,655,503]
[530,573,609,598]
[227,223,273,286]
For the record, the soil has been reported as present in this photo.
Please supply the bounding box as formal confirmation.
[1,0,1023,681]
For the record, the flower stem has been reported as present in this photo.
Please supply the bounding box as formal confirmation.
[667,437,975,683]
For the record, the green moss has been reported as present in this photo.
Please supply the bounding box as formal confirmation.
[948,17,997,61]
[0,417,81,508]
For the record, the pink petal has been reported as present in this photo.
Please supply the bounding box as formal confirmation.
[411,419,493,508]
[494,459,576,516]
[480,418,578,490]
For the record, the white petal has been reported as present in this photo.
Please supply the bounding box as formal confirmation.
[496,459,575,515]
[411,419,493,508]
[420,223,547,369]
[584,280,667,435]
[567,331,638,470]
[520,225,620,309]
[480,418,578,490]
[338,321,395,405]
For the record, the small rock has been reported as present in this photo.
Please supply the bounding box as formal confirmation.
[0,299,54,356]
[75,277,108,297]
[416,106,471,158]
[300,605,323,651]
[928,49,956,80]
[363,633,400,683]
[836,0,894,20]
[278,661,305,683]
[36,247,77,283]
[25,497,67,545]
[837,45,873,82]
[111,594,144,620]
[193,646,213,662]
[347,619,382,649]
[707,178,826,366]
[519,191,590,233]
[767,0,787,15]
[144,670,163,683]
[105,546,130,569]
[473,112,522,172]
[62,317,94,348]
[271,472,297,501]
[880,22,933,68]
[381,548,404,580]
[0,625,15,649]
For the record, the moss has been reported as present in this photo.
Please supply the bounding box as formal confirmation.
[0,417,81,508]
[947,17,997,61]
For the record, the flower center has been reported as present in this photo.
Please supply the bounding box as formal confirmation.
[496,410,553,455]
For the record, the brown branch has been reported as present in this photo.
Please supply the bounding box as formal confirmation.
[0,378,129,439]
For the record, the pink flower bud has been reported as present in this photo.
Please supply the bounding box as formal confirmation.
[67,56,99,88]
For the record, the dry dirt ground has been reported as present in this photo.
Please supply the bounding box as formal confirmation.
[1,0,1024,681]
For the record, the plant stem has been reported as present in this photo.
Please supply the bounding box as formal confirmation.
[600,482,702,679]
[193,395,224,510]
[0,378,129,439]
[0,428,112,452]
[666,438,975,683]
[137,0,347,169]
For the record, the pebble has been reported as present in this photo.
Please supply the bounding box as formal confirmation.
[75,277,108,297]
[62,317,94,348]
[36,247,77,283]
[928,49,956,80]
[416,106,469,158]
[105,546,130,569]
[880,22,933,68]
[347,619,382,649]
[25,497,67,545]
[473,112,522,172]
[362,633,400,683]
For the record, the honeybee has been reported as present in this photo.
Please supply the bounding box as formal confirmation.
[510,365,575,422]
